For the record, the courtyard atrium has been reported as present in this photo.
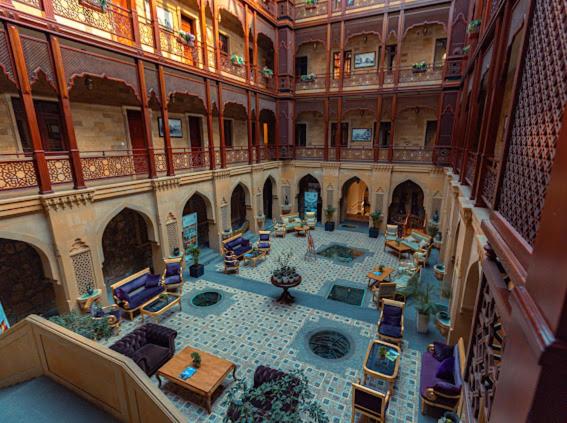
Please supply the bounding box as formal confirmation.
[0,0,565,422]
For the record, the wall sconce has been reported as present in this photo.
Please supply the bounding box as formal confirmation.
[423,27,429,35]
[84,77,94,90]
[363,35,368,43]
[414,107,420,114]
[313,43,317,50]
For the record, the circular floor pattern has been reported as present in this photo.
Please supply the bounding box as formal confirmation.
[308,330,352,359]
[191,291,222,307]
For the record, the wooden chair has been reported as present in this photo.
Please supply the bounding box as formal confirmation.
[257,230,271,254]
[372,282,397,307]
[384,224,398,245]
[351,378,390,423]
[377,298,405,345]
[224,252,240,274]
[274,222,287,238]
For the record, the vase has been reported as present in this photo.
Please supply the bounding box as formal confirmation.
[417,312,430,334]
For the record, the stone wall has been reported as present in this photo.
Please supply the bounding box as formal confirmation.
[0,239,56,323]
[72,103,128,151]
[395,107,436,147]
[297,43,326,75]
[0,96,19,152]
[400,24,446,67]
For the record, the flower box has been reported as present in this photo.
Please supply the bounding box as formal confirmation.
[412,62,427,73]
[177,30,195,47]
[300,73,317,82]
[305,0,317,9]
[231,54,245,66]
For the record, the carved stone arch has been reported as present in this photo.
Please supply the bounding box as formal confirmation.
[178,188,216,224]
[218,7,245,36]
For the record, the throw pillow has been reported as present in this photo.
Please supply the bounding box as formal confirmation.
[165,262,180,276]
[432,342,453,362]
[144,274,161,289]
[436,356,455,382]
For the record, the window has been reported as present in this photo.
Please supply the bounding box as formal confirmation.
[424,121,437,147]
[295,123,307,146]
[386,45,396,71]
[434,38,447,68]
[223,119,233,147]
[156,6,174,30]
[333,51,352,79]
[330,122,349,146]
[11,98,66,152]
[219,33,229,55]
[295,56,308,76]
[181,15,195,35]
[378,121,391,147]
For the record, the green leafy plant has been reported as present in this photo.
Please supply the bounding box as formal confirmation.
[412,61,427,72]
[300,73,317,82]
[178,30,195,46]
[186,245,201,266]
[324,206,336,222]
[261,67,274,78]
[49,311,112,341]
[378,264,385,272]
[378,346,388,359]
[370,210,382,228]
[467,19,481,33]
[223,369,329,422]
[272,250,297,279]
[305,0,318,6]
[427,222,439,239]
[231,54,245,66]
[416,282,437,317]
[462,45,471,54]
[191,351,202,368]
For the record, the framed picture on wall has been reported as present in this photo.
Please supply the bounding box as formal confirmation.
[354,52,376,69]
[158,117,183,138]
[352,128,372,142]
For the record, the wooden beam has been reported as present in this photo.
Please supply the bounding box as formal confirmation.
[388,95,397,162]
[217,82,227,168]
[255,92,261,163]
[246,90,254,164]
[244,5,251,84]
[374,96,383,162]
[204,79,216,170]
[135,59,157,178]
[199,0,210,69]
[157,65,174,176]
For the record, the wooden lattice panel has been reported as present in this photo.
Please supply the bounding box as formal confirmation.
[21,36,56,88]
[497,0,567,246]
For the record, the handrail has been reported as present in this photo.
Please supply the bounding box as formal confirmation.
[0,315,185,422]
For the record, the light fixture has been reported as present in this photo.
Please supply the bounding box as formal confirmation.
[84,77,94,90]
[415,107,420,114]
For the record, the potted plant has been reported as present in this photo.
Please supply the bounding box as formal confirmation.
[324,206,336,231]
[378,264,385,273]
[261,67,274,79]
[462,45,471,54]
[378,345,388,360]
[416,282,437,334]
[369,210,382,238]
[438,411,460,423]
[427,221,439,239]
[412,61,427,73]
[435,305,451,338]
[187,245,204,278]
[191,351,202,368]
[231,54,245,66]
[177,30,195,47]
[434,263,445,281]
[224,369,328,422]
[50,311,112,341]
[300,73,317,82]
[467,19,481,35]
[305,0,317,9]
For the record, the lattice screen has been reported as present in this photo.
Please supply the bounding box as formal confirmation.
[374,191,384,213]
[71,249,96,296]
[166,220,179,255]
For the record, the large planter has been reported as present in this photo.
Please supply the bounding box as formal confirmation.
[189,264,205,278]
[271,273,302,304]
[417,312,430,334]
[369,227,380,238]
[324,222,335,232]
[281,205,292,215]
[434,264,445,281]
[435,310,451,338]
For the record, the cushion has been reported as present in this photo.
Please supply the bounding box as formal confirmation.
[241,239,251,246]
[165,262,180,276]
[259,234,270,241]
[354,389,383,414]
[137,343,170,371]
[114,288,128,301]
[432,342,453,362]
[120,274,148,294]
[420,351,440,396]
[436,356,455,382]
[433,380,460,396]
[379,323,402,338]
[234,246,251,255]
[129,286,163,309]
[226,239,241,249]
[145,274,161,289]
[383,304,402,319]
[164,275,181,286]
[259,242,270,248]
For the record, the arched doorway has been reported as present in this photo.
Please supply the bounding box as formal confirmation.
[388,180,425,233]
[183,193,210,248]
[340,177,369,223]
[263,178,274,220]
[102,208,154,289]
[231,183,249,230]
[298,174,322,221]
[0,238,57,323]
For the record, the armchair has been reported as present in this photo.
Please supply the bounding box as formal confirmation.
[274,222,287,237]
[161,257,183,292]
[392,267,420,301]
[305,211,317,229]
[377,298,405,345]
[109,323,177,377]
[420,338,465,415]
[385,224,398,243]
[224,251,240,274]
[413,247,430,267]
[372,282,397,307]
[256,230,271,254]
[351,378,391,423]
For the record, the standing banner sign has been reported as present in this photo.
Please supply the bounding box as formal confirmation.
[304,191,318,214]
[182,213,198,255]
[0,302,9,334]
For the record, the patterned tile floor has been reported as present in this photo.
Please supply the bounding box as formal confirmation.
[101,228,444,422]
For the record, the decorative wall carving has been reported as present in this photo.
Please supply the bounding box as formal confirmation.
[70,239,96,296]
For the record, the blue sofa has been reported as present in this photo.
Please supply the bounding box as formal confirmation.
[222,233,252,258]
[111,268,164,319]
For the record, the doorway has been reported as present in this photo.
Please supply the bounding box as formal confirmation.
[298,174,322,221]
[263,178,274,220]
[126,110,148,175]
[340,177,369,223]
[188,116,203,150]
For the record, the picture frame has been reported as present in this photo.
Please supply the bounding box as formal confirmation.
[354,52,376,69]
[158,117,183,138]
[352,128,372,142]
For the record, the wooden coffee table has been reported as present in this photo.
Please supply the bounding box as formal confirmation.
[384,240,412,259]
[367,266,394,288]
[243,250,267,267]
[362,339,401,394]
[294,225,309,236]
[156,347,238,413]
[140,293,181,323]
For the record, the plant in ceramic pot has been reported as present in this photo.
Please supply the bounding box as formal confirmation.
[231,54,245,66]
[191,351,202,368]
[177,30,195,47]
[467,19,481,34]
[324,206,336,231]
[378,345,388,360]
[416,282,437,334]
[261,67,274,79]
[187,245,204,278]
[412,61,427,73]
[300,73,317,82]
[369,210,382,238]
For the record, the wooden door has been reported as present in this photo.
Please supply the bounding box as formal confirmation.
[126,110,148,175]
[181,15,195,64]
[188,116,202,150]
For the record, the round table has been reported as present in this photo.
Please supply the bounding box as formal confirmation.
[271,275,302,304]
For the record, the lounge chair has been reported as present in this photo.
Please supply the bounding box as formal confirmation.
[351,378,391,423]
[377,298,405,345]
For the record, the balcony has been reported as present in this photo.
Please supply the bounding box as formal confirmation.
[398,64,444,85]
[295,0,329,20]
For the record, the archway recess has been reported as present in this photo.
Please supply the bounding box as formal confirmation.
[298,174,322,221]
[230,183,251,230]
[182,193,212,248]
[340,177,369,224]
[388,180,425,234]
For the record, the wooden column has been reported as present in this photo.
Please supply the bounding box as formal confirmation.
[394,10,404,85]
[48,35,85,189]
[325,23,331,92]
[246,91,254,164]
[255,93,261,163]
[6,25,52,194]
[204,80,216,170]
[323,98,329,161]
[336,96,343,161]
[374,96,383,162]
[459,60,482,182]
[212,1,222,73]
[379,12,388,86]
[157,65,174,176]
[274,29,279,93]
[199,0,210,69]
[244,5,251,84]
[388,95,397,162]
[432,92,444,165]
[338,21,345,92]
[130,0,142,48]
[135,59,157,178]
[275,101,280,160]
[217,82,227,168]
[253,11,258,83]
[148,0,161,54]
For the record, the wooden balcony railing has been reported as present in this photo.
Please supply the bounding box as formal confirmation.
[295,74,327,91]
[295,0,329,20]
[398,64,444,83]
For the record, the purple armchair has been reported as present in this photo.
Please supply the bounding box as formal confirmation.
[420,338,465,415]
[377,299,405,345]
[109,323,177,377]
[161,257,183,292]
[351,378,390,422]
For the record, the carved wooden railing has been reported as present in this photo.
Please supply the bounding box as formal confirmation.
[342,69,381,88]
[340,146,374,162]
[0,153,38,191]
[392,146,433,163]
[226,146,250,165]
[398,63,444,84]
[293,146,325,160]
[295,0,328,20]
[172,147,210,172]
[79,149,146,181]
[294,73,327,91]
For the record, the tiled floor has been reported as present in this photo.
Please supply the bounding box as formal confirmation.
[101,228,446,422]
